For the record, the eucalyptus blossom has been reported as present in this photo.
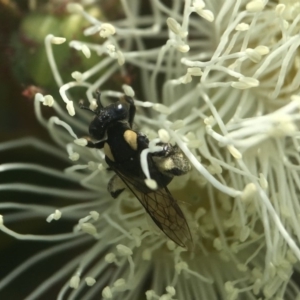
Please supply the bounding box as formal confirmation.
[1,1,300,299]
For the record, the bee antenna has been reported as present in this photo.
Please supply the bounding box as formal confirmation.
[79,101,97,115]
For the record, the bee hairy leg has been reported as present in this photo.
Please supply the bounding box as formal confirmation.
[152,144,191,177]
[85,140,105,149]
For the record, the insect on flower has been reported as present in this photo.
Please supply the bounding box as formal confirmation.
[80,92,192,248]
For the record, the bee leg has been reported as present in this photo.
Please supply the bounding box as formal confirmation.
[85,140,105,149]
[136,133,149,150]
[152,144,191,177]
[95,90,103,109]
[122,95,136,129]
[107,174,126,198]
[152,143,173,157]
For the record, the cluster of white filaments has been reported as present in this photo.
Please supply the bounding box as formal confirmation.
[2,0,300,299]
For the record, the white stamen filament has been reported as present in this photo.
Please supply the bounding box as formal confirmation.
[2,1,300,300]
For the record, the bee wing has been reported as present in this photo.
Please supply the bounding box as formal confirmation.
[112,169,192,248]
[139,188,193,248]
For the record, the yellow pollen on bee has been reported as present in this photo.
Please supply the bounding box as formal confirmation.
[104,143,115,161]
[123,130,138,150]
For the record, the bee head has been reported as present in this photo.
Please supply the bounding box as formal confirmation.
[88,101,129,140]
[80,92,132,140]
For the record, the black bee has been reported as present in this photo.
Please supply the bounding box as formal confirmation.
[81,92,192,248]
